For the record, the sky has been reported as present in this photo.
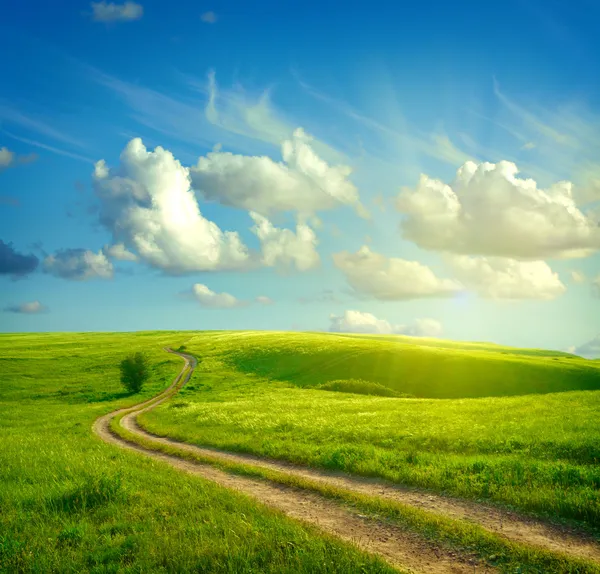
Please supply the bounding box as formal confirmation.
[1,0,599,356]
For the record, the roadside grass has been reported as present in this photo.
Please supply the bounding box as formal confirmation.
[140,332,600,529]
[0,332,399,574]
[112,414,600,573]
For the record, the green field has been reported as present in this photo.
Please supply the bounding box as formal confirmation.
[0,333,396,574]
[3,330,600,573]
[140,331,600,527]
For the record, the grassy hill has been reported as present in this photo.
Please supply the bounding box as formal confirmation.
[3,328,599,571]
[212,331,600,398]
[0,332,395,574]
[141,330,600,528]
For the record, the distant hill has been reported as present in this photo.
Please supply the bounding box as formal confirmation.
[206,331,600,399]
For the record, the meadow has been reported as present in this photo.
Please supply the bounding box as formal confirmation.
[140,331,600,528]
[0,332,396,574]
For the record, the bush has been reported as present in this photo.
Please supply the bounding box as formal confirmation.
[317,379,414,398]
[120,352,150,394]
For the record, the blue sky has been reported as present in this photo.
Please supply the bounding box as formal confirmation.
[1,0,599,355]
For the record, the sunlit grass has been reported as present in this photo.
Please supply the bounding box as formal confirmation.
[141,331,600,528]
[0,332,398,573]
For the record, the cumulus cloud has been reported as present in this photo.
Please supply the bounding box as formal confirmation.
[43,248,114,281]
[570,270,586,284]
[572,334,600,359]
[201,11,217,23]
[0,147,14,168]
[103,243,138,261]
[329,310,443,337]
[396,160,600,259]
[333,246,461,300]
[0,146,37,171]
[445,255,566,300]
[405,318,443,337]
[250,212,320,272]
[190,128,361,216]
[0,240,39,277]
[4,301,47,314]
[92,138,251,275]
[91,1,143,22]
[192,283,245,308]
[330,310,401,334]
[256,295,274,305]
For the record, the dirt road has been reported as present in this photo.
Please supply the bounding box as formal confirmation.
[94,349,600,573]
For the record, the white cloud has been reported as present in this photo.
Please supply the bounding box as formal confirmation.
[192,283,245,308]
[201,11,217,23]
[256,295,274,305]
[329,310,443,337]
[250,212,320,272]
[572,334,600,359]
[43,249,114,281]
[0,147,14,168]
[330,310,400,334]
[570,270,586,284]
[200,71,348,164]
[396,160,600,260]
[0,145,37,170]
[190,128,361,216]
[445,255,566,300]
[4,301,47,314]
[91,1,143,22]
[332,245,462,300]
[103,243,138,261]
[521,142,536,150]
[92,138,251,275]
[405,318,443,337]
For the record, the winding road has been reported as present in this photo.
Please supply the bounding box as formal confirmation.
[93,348,600,573]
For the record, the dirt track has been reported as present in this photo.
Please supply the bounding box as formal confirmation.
[94,348,600,573]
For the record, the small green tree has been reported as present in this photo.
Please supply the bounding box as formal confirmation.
[120,352,150,394]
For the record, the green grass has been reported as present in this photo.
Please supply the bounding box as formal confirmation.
[0,332,398,574]
[113,409,600,573]
[139,331,600,529]
[218,331,600,398]
[316,379,413,397]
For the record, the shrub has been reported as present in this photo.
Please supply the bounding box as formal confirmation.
[317,379,414,398]
[120,352,150,394]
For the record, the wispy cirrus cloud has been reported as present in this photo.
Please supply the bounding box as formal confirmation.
[0,103,86,149]
[2,131,95,164]
[295,72,474,169]
[86,64,348,164]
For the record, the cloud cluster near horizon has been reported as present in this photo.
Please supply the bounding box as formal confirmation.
[329,310,443,338]
[3,61,600,350]
[4,300,47,314]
